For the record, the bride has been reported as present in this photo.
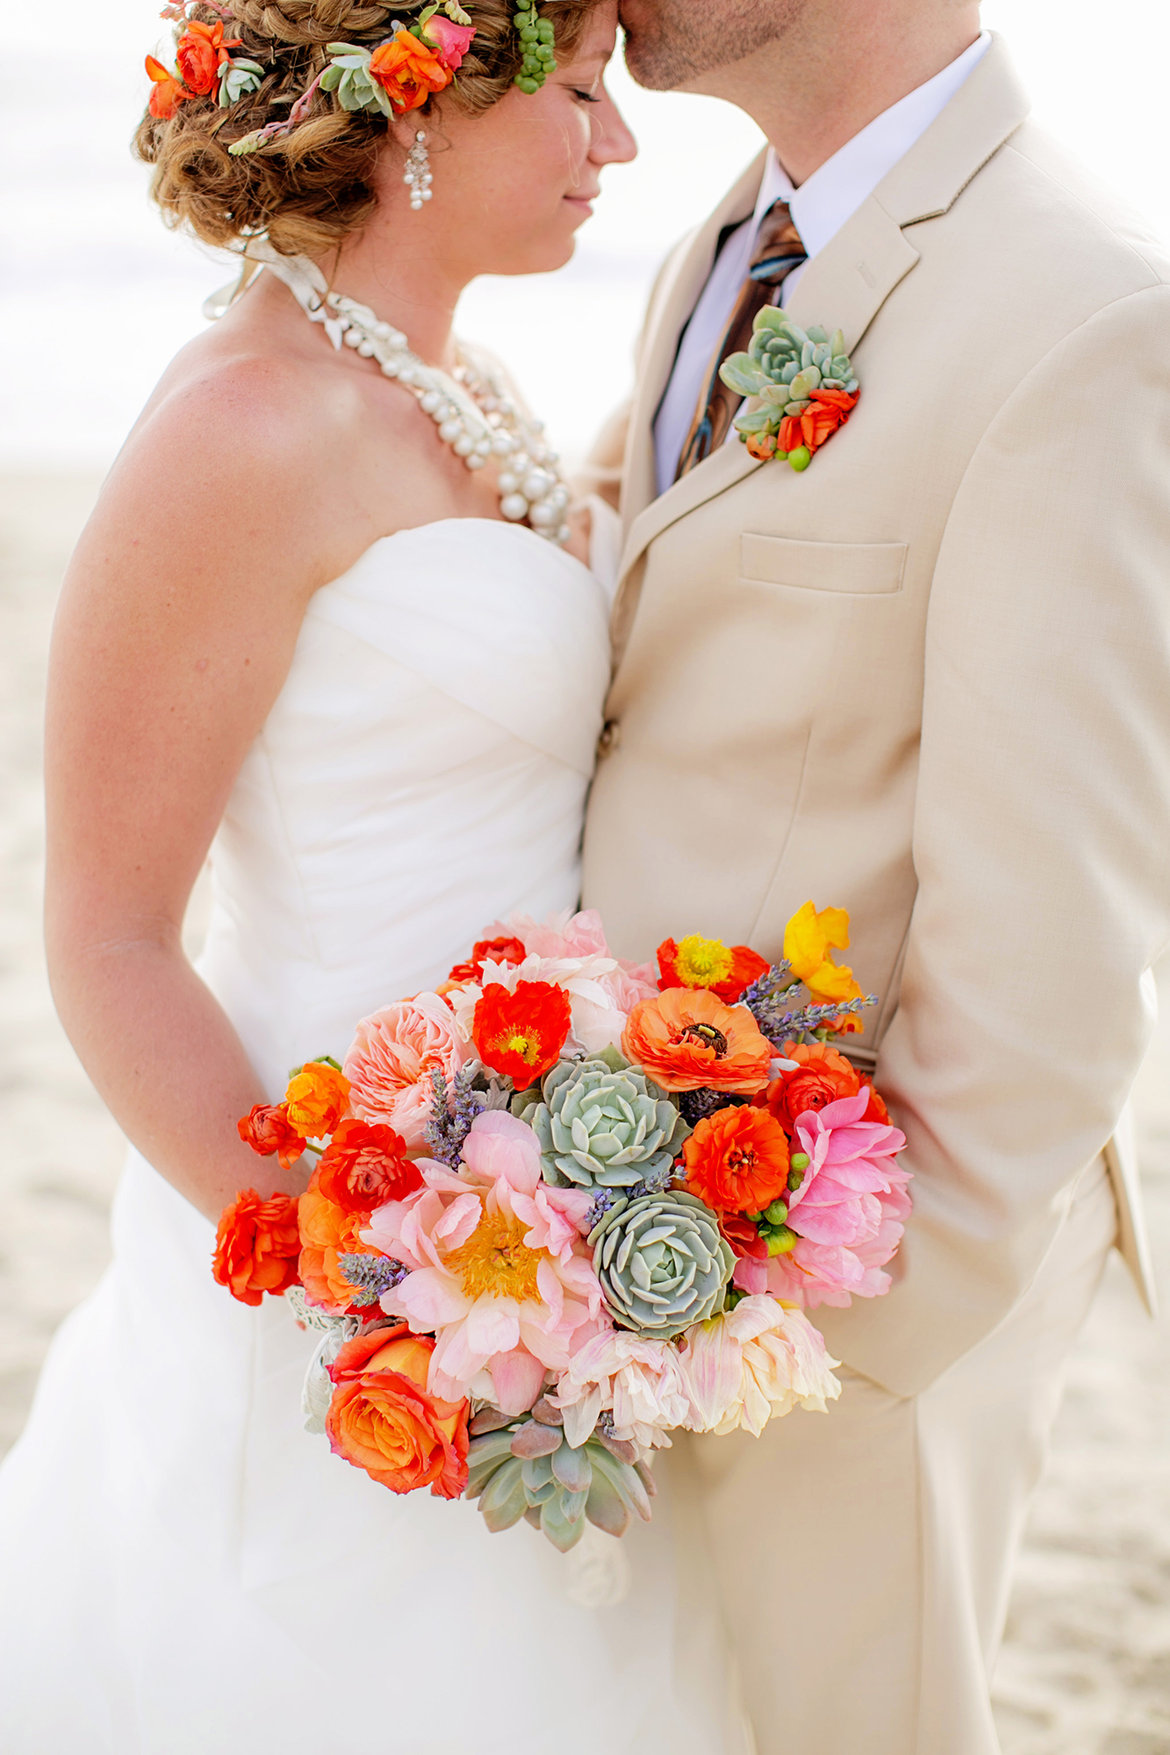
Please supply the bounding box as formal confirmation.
[0,3,749,1750]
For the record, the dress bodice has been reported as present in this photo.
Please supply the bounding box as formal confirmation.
[198,514,614,1092]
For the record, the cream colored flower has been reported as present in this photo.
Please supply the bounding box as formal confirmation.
[680,1295,840,1437]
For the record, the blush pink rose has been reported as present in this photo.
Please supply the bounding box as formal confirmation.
[343,992,470,1150]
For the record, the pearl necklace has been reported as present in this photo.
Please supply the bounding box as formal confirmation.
[242,246,571,545]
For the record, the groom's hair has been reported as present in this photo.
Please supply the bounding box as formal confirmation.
[135,0,604,258]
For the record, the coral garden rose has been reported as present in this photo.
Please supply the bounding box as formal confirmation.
[299,1181,381,1313]
[212,1189,301,1306]
[621,987,772,1093]
[734,1090,910,1308]
[758,1041,888,1132]
[327,1324,469,1498]
[175,19,238,96]
[782,902,865,1009]
[656,934,770,1005]
[283,1061,350,1138]
[145,54,188,118]
[365,1111,600,1415]
[472,980,572,1090]
[343,992,469,1149]
[315,1119,421,1215]
[368,29,453,114]
[681,1104,791,1216]
[680,1295,840,1436]
[237,1102,306,1169]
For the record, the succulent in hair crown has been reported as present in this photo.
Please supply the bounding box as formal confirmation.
[143,1,559,148]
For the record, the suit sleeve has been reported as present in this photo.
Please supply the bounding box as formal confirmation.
[817,284,1170,1394]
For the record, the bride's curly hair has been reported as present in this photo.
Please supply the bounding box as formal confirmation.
[135,0,604,257]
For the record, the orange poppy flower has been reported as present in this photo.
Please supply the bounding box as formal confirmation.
[681,1105,791,1215]
[213,1188,302,1306]
[237,1102,306,1170]
[284,1061,351,1138]
[621,987,772,1093]
[145,54,189,119]
[368,29,453,115]
[448,935,527,985]
[656,934,770,1005]
[472,980,572,1089]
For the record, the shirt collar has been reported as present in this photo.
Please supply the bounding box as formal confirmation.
[752,30,992,259]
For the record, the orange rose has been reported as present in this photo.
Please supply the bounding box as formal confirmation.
[145,54,188,119]
[315,1119,422,1215]
[327,1324,469,1498]
[213,1188,302,1306]
[800,387,859,454]
[284,1061,351,1137]
[176,19,239,97]
[621,987,772,1093]
[298,1181,379,1312]
[681,1105,791,1215]
[368,29,453,115]
[238,1102,307,1169]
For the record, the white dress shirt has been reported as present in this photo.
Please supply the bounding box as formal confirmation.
[653,31,992,493]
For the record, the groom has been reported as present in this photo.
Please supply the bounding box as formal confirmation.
[582,2,1170,1750]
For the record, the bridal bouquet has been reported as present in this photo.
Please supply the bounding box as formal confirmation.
[214,905,910,1551]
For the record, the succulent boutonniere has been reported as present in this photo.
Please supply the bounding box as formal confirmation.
[719,309,859,472]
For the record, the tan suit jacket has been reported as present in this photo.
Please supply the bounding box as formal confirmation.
[581,35,1169,1396]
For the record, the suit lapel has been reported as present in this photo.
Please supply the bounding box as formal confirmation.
[609,32,1032,659]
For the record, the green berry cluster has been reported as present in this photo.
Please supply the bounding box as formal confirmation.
[513,4,556,91]
[744,1152,810,1257]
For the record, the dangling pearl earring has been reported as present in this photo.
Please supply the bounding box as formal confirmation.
[404,132,433,211]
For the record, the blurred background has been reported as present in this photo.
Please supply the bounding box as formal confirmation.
[1,3,1168,1750]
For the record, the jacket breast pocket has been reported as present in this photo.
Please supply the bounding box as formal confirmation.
[740,534,907,596]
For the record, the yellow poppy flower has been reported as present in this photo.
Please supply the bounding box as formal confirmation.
[782,902,864,1007]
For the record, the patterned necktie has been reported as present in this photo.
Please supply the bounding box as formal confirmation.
[675,200,807,481]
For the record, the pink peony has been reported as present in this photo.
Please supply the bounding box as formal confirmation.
[551,1328,691,1450]
[679,1295,840,1435]
[343,993,470,1150]
[733,1090,910,1308]
[449,910,658,1057]
[362,1111,602,1415]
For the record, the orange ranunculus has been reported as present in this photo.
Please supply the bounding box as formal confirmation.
[622,987,772,1094]
[315,1119,422,1215]
[778,413,805,454]
[284,1061,351,1138]
[758,1041,861,1132]
[746,431,776,462]
[327,1324,469,1498]
[448,935,527,985]
[681,1105,791,1215]
[145,54,189,119]
[783,901,865,1009]
[213,1188,302,1306]
[800,387,859,454]
[238,1102,307,1170]
[472,980,572,1090]
[719,1209,769,1261]
[656,934,770,1005]
[368,29,453,115]
[298,1181,379,1312]
[175,19,240,97]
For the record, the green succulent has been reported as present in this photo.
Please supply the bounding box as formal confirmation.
[218,57,265,107]
[466,1411,653,1551]
[719,311,859,470]
[320,44,394,116]
[521,1055,690,1192]
[590,1190,734,1341]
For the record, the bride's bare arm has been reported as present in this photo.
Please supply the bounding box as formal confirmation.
[44,354,367,1224]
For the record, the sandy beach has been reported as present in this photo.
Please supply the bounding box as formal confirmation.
[1,470,1167,1753]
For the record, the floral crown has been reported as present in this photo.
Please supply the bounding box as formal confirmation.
[145,1,557,152]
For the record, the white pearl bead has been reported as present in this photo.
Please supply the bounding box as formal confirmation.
[523,469,552,501]
[343,328,361,349]
[380,360,399,377]
[549,486,569,511]
[528,500,558,528]
[492,432,516,456]
[465,454,487,470]
[453,434,474,457]
[357,338,375,358]
[556,525,571,545]
[419,390,442,414]
[500,493,529,522]
[438,419,463,443]
[397,365,417,385]
[497,471,519,493]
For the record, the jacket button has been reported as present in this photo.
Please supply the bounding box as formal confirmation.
[597,719,621,758]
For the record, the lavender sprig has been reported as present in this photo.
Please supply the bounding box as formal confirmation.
[769,995,877,1042]
[425,1064,483,1167]
[741,962,801,1039]
[337,1253,410,1306]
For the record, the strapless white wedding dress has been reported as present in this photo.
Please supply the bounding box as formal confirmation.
[0,514,749,1755]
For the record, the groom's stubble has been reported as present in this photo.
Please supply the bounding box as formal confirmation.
[620,0,808,91]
